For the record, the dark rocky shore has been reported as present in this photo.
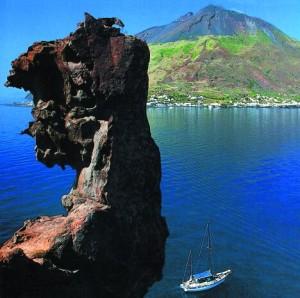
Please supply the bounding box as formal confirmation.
[0,13,168,298]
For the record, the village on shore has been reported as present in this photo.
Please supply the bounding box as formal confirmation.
[147,94,300,108]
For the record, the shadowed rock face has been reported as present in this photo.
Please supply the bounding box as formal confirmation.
[0,13,168,298]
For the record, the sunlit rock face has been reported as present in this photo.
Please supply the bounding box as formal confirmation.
[0,13,168,298]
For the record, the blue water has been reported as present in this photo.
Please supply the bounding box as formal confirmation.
[1,105,300,297]
[0,105,73,241]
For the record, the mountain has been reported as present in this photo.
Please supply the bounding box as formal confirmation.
[137,5,287,44]
[137,5,300,99]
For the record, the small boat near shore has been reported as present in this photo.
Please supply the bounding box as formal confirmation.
[180,223,231,293]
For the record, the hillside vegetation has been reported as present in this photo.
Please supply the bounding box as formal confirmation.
[148,32,300,101]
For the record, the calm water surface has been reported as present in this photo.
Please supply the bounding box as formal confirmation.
[1,105,300,298]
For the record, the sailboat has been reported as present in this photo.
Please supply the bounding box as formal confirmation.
[180,223,231,292]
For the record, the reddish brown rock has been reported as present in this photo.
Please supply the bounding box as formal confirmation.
[0,13,168,298]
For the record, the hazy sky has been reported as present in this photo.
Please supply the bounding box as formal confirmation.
[1,0,300,100]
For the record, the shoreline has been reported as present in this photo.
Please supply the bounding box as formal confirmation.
[3,102,300,109]
[147,102,300,108]
[147,94,300,108]
[1,103,33,108]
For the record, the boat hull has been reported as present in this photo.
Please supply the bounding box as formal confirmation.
[180,269,231,293]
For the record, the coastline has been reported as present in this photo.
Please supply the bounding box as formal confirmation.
[147,94,300,108]
[1,102,33,108]
[3,97,300,109]
[147,102,300,108]
[3,102,300,109]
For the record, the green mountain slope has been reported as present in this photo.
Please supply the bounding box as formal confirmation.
[148,32,300,100]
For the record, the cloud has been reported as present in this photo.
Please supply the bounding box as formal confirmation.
[230,8,246,14]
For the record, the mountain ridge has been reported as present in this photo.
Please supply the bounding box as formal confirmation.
[135,5,300,99]
[136,5,290,45]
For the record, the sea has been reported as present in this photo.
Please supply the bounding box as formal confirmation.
[1,104,300,298]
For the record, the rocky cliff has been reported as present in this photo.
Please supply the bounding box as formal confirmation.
[0,13,168,298]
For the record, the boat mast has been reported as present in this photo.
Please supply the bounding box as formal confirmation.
[182,250,193,282]
[190,250,193,278]
[207,223,213,273]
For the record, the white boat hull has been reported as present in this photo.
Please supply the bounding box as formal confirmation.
[180,269,231,293]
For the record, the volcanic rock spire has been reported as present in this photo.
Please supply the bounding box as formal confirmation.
[0,14,168,298]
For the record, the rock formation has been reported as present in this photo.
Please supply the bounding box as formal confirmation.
[0,13,168,298]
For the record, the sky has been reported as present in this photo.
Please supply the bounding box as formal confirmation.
[1,0,300,101]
